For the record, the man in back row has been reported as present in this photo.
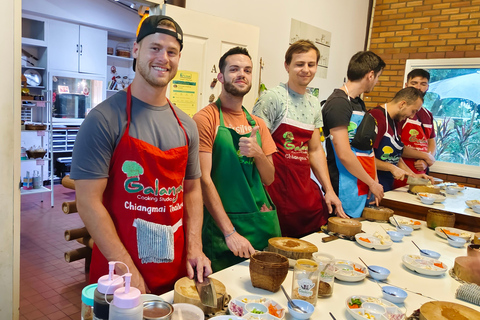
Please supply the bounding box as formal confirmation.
[253,40,345,238]
[322,51,386,218]
[193,47,281,272]
[394,69,436,188]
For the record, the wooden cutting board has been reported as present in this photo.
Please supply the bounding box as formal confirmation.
[174,277,226,314]
[362,206,394,221]
[420,301,480,320]
[267,237,318,260]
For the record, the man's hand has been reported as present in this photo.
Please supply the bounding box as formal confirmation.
[415,173,435,185]
[422,152,436,166]
[239,126,262,158]
[391,166,411,181]
[324,191,348,218]
[186,250,212,283]
[225,232,256,258]
[414,159,428,172]
[368,181,384,206]
[115,261,149,294]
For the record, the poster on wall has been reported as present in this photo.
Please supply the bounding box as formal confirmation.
[169,70,199,117]
[290,19,331,79]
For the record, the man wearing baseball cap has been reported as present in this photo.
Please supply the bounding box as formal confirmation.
[71,15,212,294]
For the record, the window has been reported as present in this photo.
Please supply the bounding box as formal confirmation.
[405,58,480,179]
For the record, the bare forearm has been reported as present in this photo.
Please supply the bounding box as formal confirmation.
[375,158,396,173]
[428,138,436,155]
[183,179,204,253]
[254,153,275,186]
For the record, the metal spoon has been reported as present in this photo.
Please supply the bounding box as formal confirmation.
[374,280,398,297]
[411,240,433,257]
[358,257,380,273]
[329,312,337,320]
[280,285,307,314]
[392,216,404,230]
[440,227,454,240]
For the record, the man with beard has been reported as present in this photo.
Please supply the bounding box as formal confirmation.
[322,51,385,218]
[193,47,281,271]
[253,40,345,238]
[70,15,211,294]
[369,87,433,192]
[393,69,436,188]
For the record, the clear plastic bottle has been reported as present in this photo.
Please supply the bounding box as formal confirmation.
[109,273,143,320]
[81,284,97,320]
[291,259,319,306]
[93,262,124,320]
[312,253,335,297]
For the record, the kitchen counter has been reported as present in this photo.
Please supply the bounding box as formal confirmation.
[381,186,480,232]
[161,219,480,319]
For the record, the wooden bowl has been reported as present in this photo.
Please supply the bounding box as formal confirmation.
[249,251,288,292]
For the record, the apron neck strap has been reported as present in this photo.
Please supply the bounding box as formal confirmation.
[215,99,256,127]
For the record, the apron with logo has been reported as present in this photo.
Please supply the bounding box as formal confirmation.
[331,109,376,218]
[374,105,404,192]
[89,86,188,294]
[393,108,432,188]
[202,100,281,272]
[267,88,327,238]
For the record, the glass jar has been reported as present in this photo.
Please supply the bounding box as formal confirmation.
[291,259,319,306]
[312,252,335,297]
[81,284,98,320]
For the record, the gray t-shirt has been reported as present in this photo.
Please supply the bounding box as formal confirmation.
[70,90,201,180]
[252,83,323,131]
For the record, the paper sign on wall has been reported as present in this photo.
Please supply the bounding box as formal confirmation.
[169,71,199,117]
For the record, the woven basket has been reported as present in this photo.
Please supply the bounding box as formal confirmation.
[427,209,455,229]
[26,150,47,159]
[249,252,288,292]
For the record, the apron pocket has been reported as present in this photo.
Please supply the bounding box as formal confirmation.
[134,218,175,264]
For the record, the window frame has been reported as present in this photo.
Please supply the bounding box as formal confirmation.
[404,58,480,180]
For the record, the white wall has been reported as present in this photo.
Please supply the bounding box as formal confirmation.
[1,0,21,318]
[185,0,370,101]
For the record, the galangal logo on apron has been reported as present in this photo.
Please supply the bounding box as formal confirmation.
[283,131,309,161]
[408,128,427,144]
[121,160,184,214]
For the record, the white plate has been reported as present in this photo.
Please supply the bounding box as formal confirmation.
[465,200,480,208]
[435,227,473,241]
[415,193,446,203]
[228,295,285,319]
[210,316,244,320]
[346,295,404,320]
[402,254,448,276]
[355,233,393,250]
[389,216,422,230]
[334,259,367,282]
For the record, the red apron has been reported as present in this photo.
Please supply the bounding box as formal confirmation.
[268,112,327,238]
[394,112,432,188]
[89,86,188,294]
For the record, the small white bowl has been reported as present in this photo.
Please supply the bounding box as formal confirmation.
[172,303,204,320]
[446,186,459,195]
[396,225,413,236]
[420,249,441,260]
[245,302,267,315]
[382,286,407,304]
[368,265,390,281]
[387,231,404,242]
[472,204,480,214]
[448,236,467,248]
[288,299,314,319]
[420,196,435,205]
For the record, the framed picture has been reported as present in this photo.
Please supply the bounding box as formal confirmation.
[58,85,69,93]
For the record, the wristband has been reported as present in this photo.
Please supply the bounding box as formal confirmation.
[224,227,236,238]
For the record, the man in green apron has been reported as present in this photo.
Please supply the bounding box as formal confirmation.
[193,47,281,272]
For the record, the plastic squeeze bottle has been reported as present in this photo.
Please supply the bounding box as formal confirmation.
[108,272,142,320]
[93,262,124,320]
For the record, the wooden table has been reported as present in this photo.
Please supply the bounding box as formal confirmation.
[381,186,480,232]
[161,219,480,319]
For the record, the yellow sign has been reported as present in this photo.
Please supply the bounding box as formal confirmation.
[169,70,199,117]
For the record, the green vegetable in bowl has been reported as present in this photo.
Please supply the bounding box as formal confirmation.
[251,308,264,314]
[348,298,362,308]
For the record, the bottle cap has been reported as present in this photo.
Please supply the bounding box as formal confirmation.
[81,283,98,306]
[97,261,124,294]
[112,273,141,309]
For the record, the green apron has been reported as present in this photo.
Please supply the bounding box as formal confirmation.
[202,100,281,272]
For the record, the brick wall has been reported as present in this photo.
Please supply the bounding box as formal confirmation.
[365,0,480,109]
